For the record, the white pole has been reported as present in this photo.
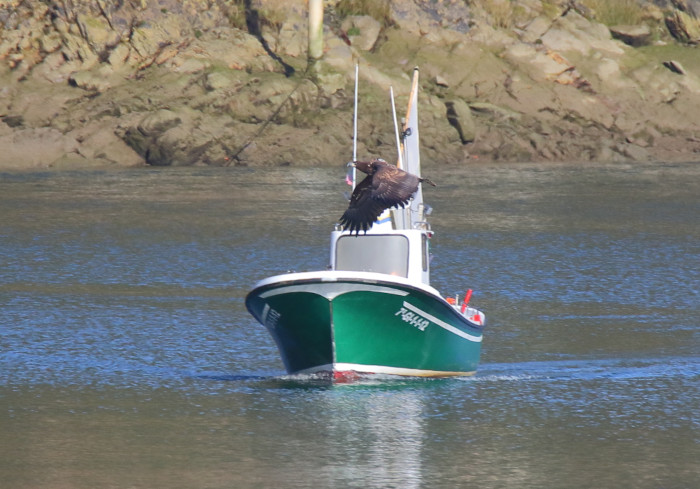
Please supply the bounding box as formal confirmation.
[352,63,359,188]
[308,0,323,61]
[390,87,403,169]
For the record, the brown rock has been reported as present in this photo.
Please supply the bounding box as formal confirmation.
[663,60,687,74]
[609,24,652,46]
[0,126,79,169]
[666,9,700,43]
[445,99,476,144]
[341,15,382,51]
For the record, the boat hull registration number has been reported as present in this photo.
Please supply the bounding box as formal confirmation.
[395,305,430,331]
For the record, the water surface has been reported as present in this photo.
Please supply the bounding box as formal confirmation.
[1,163,698,488]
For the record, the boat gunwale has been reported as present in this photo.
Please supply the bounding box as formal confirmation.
[249,270,441,297]
[246,270,485,333]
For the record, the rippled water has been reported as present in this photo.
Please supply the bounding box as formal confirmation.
[1,163,698,488]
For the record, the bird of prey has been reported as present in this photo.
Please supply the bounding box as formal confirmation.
[339,158,435,234]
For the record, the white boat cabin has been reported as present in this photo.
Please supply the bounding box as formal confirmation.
[329,228,432,285]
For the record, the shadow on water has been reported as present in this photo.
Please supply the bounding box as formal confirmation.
[194,373,271,382]
[192,371,429,390]
[191,368,473,391]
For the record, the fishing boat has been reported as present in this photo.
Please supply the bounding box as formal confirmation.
[245,67,486,379]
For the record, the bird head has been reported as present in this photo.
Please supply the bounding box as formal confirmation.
[353,158,387,175]
[352,160,374,175]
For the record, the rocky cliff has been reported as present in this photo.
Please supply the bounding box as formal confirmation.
[1,0,700,169]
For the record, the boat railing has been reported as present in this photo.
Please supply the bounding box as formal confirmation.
[412,221,431,231]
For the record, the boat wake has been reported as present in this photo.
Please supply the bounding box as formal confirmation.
[467,356,699,383]
[192,356,698,389]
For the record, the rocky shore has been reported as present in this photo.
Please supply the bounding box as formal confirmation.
[1,0,700,170]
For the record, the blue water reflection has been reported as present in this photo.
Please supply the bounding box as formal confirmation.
[1,164,698,489]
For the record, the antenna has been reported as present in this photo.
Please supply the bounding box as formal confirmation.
[351,63,359,189]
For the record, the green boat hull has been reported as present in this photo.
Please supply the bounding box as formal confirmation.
[245,272,483,377]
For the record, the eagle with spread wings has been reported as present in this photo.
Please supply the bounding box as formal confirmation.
[339,158,435,234]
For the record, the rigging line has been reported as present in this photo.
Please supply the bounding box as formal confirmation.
[225,75,306,165]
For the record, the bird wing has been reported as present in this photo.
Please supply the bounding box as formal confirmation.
[339,175,389,234]
[371,165,420,207]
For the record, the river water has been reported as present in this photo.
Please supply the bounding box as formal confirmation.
[1,162,698,488]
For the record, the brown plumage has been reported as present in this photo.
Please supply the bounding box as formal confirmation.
[339,158,435,234]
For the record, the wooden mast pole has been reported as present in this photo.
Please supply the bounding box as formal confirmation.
[308,0,323,62]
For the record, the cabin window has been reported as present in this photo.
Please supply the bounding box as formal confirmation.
[422,233,429,272]
[336,235,409,277]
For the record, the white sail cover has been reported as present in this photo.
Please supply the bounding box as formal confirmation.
[393,68,423,229]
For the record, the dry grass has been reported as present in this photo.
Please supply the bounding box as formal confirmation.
[581,0,644,26]
[480,0,515,29]
[217,0,286,32]
[335,0,392,26]
[467,0,519,29]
